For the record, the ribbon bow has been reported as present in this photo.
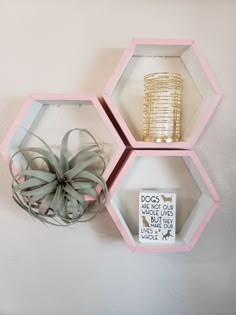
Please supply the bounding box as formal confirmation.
[10,128,108,226]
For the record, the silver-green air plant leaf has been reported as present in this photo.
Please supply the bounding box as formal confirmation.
[9,128,108,226]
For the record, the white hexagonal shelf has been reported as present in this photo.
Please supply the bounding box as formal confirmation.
[103,38,222,149]
[107,150,220,252]
[0,94,126,186]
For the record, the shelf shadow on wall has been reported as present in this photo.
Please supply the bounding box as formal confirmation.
[79,48,124,95]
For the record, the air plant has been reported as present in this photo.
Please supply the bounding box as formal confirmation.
[9,128,108,226]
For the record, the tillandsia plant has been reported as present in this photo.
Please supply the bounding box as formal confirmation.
[9,128,108,226]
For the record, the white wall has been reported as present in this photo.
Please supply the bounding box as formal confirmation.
[0,1,235,314]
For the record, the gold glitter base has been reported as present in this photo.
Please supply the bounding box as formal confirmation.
[143,135,181,143]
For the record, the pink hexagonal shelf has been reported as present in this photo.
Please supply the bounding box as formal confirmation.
[0,94,126,186]
[107,150,220,252]
[103,38,222,149]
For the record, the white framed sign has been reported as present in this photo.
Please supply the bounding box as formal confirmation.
[139,191,176,243]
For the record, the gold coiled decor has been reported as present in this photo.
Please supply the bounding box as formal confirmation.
[143,72,182,142]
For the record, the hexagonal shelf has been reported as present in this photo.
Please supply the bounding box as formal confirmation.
[107,150,220,252]
[0,94,126,186]
[103,38,222,149]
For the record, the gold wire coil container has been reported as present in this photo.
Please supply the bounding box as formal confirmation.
[143,72,182,142]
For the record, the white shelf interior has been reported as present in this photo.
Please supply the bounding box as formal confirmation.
[111,44,216,143]
[110,155,214,247]
[8,100,116,172]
